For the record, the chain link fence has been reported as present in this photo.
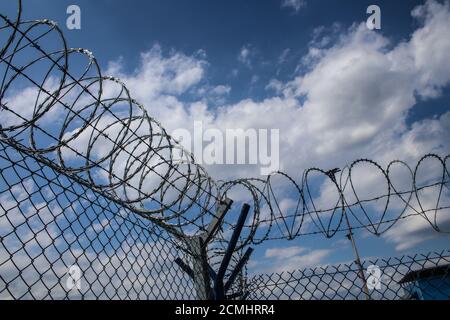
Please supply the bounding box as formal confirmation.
[1,0,450,301]
[0,141,196,299]
[246,250,450,300]
[2,138,449,300]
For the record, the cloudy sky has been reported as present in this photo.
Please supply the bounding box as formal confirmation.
[1,0,450,278]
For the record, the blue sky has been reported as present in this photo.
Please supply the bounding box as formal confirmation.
[10,0,449,107]
[15,0,449,134]
[1,0,450,279]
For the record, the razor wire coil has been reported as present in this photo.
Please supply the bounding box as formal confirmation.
[1,0,449,250]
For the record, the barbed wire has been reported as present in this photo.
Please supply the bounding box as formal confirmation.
[1,0,449,252]
[246,250,450,300]
[0,1,221,239]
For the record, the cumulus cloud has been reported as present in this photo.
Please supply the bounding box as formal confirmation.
[96,2,450,235]
[111,0,450,250]
[107,45,207,101]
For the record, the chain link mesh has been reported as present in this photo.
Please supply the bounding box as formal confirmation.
[0,141,195,299]
[1,111,450,301]
[246,250,450,300]
[1,0,449,301]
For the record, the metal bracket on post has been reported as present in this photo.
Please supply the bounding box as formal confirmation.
[202,198,233,244]
[213,203,251,300]
[174,198,233,300]
[174,199,254,300]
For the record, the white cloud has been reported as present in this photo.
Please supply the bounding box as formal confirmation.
[281,0,307,13]
[256,246,332,273]
[210,85,231,96]
[108,45,207,100]
[278,48,291,65]
[265,246,306,258]
[238,44,255,67]
[2,0,450,253]
[94,2,450,246]
[265,79,284,93]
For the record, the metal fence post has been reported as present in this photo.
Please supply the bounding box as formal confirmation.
[187,236,211,300]
[179,198,233,300]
